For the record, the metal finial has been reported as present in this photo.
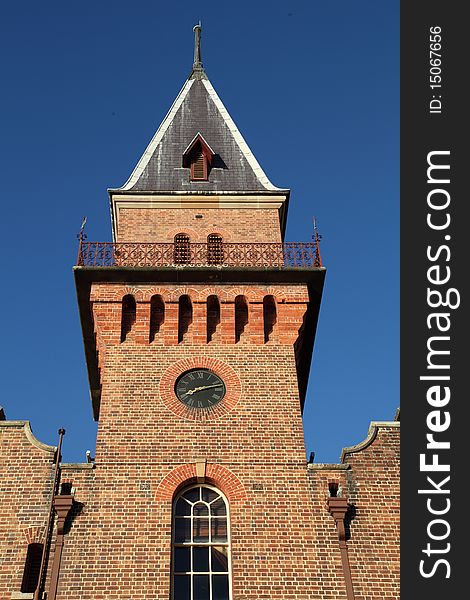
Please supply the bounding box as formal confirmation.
[77,216,87,241]
[312,217,323,268]
[193,22,202,68]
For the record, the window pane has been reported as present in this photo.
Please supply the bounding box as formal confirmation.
[174,547,190,573]
[193,546,209,572]
[211,518,227,543]
[193,518,209,543]
[202,488,219,503]
[173,575,190,600]
[210,498,226,516]
[212,574,229,600]
[183,488,200,503]
[193,575,210,600]
[174,518,192,543]
[175,497,191,516]
[193,502,209,517]
[211,546,228,572]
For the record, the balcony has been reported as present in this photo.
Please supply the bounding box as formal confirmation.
[76,241,322,269]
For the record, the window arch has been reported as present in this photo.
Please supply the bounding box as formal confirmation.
[207,234,223,265]
[172,484,231,600]
[174,234,191,265]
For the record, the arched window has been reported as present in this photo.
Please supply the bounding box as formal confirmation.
[234,296,248,343]
[178,295,193,343]
[207,234,223,265]
[174,234,191,265]
[172,484,231,600]
[21,543,43,593]
[149,295,165,342]
[120,295,136,342]
[207,295,220,343]
[263,295,277,343]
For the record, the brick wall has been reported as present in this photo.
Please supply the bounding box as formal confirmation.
[0,422,55,598]
[116,208,282,243]
[0,385,399,600]
[38,280,396,599]
[343,424,400,599]
[307,423,400,600]
[52,342,330,599]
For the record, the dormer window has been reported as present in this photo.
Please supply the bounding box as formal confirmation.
[183,132,215,182]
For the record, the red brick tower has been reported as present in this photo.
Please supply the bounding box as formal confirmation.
[74,25,325,599]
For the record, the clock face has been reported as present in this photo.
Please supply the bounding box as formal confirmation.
[175,369,226,409]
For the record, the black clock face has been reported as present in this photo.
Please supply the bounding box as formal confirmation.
[175,369,226,409]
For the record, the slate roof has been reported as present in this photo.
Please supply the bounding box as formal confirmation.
[112,72,288,194]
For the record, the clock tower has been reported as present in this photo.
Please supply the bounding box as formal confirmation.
[74,24,326,599]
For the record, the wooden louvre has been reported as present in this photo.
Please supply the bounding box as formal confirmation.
[191,149,207,180]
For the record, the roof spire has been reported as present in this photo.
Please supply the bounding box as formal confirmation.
[190,22,206,80]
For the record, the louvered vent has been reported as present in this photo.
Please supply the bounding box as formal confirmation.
[191,150,207,180]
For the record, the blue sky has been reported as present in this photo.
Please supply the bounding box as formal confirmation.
[0,1,399,463]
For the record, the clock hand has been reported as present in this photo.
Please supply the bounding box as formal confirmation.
[185,384,222,395]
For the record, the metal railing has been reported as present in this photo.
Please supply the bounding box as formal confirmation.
[76,241,322,269]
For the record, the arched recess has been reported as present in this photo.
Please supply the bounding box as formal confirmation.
[178,295,193,343]
[263,295,277,343]
[120,294,136,342]
[234,296,248,343]
[150,295,165,342]
[207,295,220,343]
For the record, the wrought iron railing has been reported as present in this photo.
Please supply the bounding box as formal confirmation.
[76,241,322,268]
